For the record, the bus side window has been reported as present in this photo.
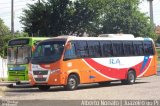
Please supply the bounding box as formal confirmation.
[88,41,101,58]
[100,41,113,57]
[123,41,134,56]
[112,41,124,57]
[75,41,88,58]
[144,41,154,55]
[133,41,144,56]
[64,42,76,60]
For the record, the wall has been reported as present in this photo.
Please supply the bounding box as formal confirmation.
[0,57,7,78]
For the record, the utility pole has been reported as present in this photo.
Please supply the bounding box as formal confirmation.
[11,0,14,35]
[147,0,154,24]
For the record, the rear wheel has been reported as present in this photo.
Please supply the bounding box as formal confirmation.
[38,85,50,91]
[121,70,136,85]
[65,74,79,90]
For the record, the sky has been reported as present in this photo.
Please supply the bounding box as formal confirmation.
[0,0,160,32]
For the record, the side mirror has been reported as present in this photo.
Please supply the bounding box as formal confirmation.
[25,57,31,63]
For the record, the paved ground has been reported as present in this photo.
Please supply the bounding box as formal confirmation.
[0,63,160,106]
[0,74,160,100]
[0,74,160,106]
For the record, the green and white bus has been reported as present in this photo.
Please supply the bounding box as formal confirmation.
[7,37,49,82]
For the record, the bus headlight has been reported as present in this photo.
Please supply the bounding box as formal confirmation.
[50,69,60,74]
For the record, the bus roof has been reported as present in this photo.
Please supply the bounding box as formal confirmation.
[98,34,135,38]
[9,37,49,41]
[42,35,153,42]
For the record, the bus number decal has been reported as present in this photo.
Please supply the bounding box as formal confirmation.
[67,62,72,67]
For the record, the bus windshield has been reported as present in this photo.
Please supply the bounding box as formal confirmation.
[31,41,65,64]
[8,46,31,64]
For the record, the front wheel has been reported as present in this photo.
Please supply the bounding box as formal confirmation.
[38,85,50,91]
[65,74,79,90]
[121,71,136,85]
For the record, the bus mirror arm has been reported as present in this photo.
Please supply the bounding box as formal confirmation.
[66,42,72,50]
[25,57,31,63]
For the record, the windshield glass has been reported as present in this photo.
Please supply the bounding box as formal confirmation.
[31,41,65,64]
[8,46,31,64]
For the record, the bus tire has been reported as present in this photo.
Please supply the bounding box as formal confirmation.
[38,85,50,91]
[65,74,79,90]
[121,70,136,85]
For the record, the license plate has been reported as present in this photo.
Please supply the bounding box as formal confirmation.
[37,75,43,78]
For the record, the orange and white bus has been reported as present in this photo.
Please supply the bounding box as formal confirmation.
[29,34,157,91]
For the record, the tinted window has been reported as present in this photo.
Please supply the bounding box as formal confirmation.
[144,41,154,55]
[123,41,134,56]
[100,41,113,57]
[133,41,144,56]
[88,41,101,57]
[31,41,65,64]
[75,41,88,58]
[64,42,77,60]
[63,40,154,59]
[112,41,124,56]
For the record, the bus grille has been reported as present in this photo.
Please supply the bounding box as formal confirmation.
[33,71,48,75]
[35,78,47,82]
[9,71,25,76]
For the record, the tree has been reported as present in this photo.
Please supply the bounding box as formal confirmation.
[70,0,156,37]
[0,18,11,57]
[0,19,10,36]
[66,0,101,36]
[20,0,105,36]
[0,18,29,57]
[20,0,156,38]
[20,1,47,36]
[92,0,156,38]
[21,0,72,36]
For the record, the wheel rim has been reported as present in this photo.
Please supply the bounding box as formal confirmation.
[69,78,76,89]
[129,73,135,83]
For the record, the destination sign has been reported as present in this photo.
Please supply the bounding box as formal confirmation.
[8,39,29,46]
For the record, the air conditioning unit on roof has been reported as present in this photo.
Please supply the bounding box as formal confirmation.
[98,34,134,38]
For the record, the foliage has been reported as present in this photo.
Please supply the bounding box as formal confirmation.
[0,18,29,57]
[0,19,11,57]
[94,0,156,38]
[0,19,10,36]
[20,0,156,38]
[21,0,72,36]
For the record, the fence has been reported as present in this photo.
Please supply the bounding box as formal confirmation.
[0,57,7,78]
